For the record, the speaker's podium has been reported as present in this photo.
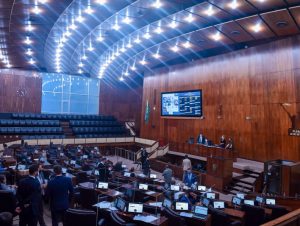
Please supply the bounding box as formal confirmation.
[205,156,233,191]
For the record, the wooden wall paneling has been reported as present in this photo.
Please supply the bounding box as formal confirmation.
[140,35,300,162]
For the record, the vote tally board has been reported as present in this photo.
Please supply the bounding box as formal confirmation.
[288,128,300,137]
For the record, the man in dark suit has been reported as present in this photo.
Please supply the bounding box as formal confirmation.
[197,134,206,144]
[47,165,73,226]
[183,168,197,187]
[16,164,42,226]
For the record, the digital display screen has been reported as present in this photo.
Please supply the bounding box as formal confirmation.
[171,185,180,191]
[244,200,255,206]
[175,202,189,211]
[138,184,148,190]
[124,172,131,177]
[213,201,225,209]
[161,90,202,117]
[150,174,157,179]
[202,198,210,207]
[163,199,172,208]
[266,199,276,205]
[256,196,264,203]
[232,197,242,206]
[128,203,143,213]
[198,186,206,191]
[236,193,245,199]
[70,160,76,165]
[97,182,108,189]
[206,193,216,199]
[115,197,126,211]
[194,206,208,216]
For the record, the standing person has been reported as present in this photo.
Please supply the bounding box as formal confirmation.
[16,164,42,226]
[182,155,192,181]
[37,163,47,226]
[219,135,226,148]
[47,165,73,226]
[140,148,148,165]
[162,165,173,188]
[142,159,150,176]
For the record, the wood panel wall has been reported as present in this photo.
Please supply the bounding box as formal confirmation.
[99,82,143,134]
[140,35,300,162]
[0,72,42,113]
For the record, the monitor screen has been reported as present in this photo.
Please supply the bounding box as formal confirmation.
[266,199,276,205]
[244,200,255,206]
[175,202,189,211]
[236,193,245,199]
[94,170,99,176]
[163,199,172,208]
[194,206,208,216]
[206,193,216,199]
[115,197,126,211]
[138,184,148,191]
[124,172,131,177]
[232,197,242,206]
[198,186,206,191]
[150,174,157,179]
[256,196,264,204]
[202,198,210,207]
[62,168,67,174]
[83,155,88,159]
[171,185,180,191]
[128,203,143,213]
[70,160,76,165]
[161,90,203,117]
[97,182,108,189]
[213,201,225,209]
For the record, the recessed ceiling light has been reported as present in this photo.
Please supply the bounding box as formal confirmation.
[184,14,194,23]
[134,37,141,43]
[171,46,179,52]
[95,0,107,4]
[252,23,262,33]
[38,0,48,3]
[140,60,147,65]
[122,17,132,24]
[205,6,215,16]
[24,36,33,45]
[119,77,124,81]
[212,32,221,41]
[76,15,85,23]
[124,71,130,76]
[229,0,239,9]
[78,69,83,74]
[152,0,162,8]
[153,53,161,59]
[87,46,94,51]
[26,48,34,56]
[120,47,126,53]
[31,6,42,14]
[82,55,88,60]
[25,23,34,32]
[97,36,104,42]
[78,62,84,67]
[69,23,77,30]
[28,58,35,65]
[143,33,151,39]
[112,23,121,31]
[183,41,191,48]
[130,66,136,71]
[276,21,288,28]
[85,6,94,14]
[126,43,133,48]
[154,27,163,34]
[169,21,178,29]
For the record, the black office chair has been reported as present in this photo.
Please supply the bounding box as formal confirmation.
[209,207,242,226]
[162,207,187,226]
[64,208,97,226]
[109,211,136,226]
[143,204,161,215]
[241,204,266,226]
[79,187,97,210]
[76,171,89,184]
[0,212,13,226]
[266,205,289,221]
[0,191,17,215]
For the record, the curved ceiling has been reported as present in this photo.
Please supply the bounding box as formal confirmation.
[1,0,300,84]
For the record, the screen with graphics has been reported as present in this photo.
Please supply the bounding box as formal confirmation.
[161,90,202,117]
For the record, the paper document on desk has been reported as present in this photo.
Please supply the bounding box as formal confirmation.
[93,201,112,209]
[180,212,193,218]
[148,202,162,208]
[145,191,156,195]
[134,215,158,223]
[174,191,185,200]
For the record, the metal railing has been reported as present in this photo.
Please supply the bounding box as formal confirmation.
[114,147,140,162]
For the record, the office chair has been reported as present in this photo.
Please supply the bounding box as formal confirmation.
[110,211,136,226]
[0,212,13,226]
[241,204,266,226]
[79,187,97,210]
[266,205,289,221]
[0,191,17,215]
[209,207,242,226]
[64,208,97,226]
[76,171,88,184]
[162,207,187,226]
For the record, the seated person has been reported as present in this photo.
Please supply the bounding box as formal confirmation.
[225,138,234,150]
[0,174,16,195]
[113,161,123,172]
[129,167,135,177]
[197,134,206,144]
[183,168,197,187]
[219,135,226,148]
[178,191,197,206]
[188,137,194,144]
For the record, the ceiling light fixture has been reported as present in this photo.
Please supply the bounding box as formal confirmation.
[212,32,221,41]
[169,21,178,29]
[252,23,262,33]
[184,14,195,23]
[122,17,132,24]
[152,0,162,8]
[153,53,161,59]
[31,6,42,14]
[154,27,163,34]
[24,36,33,45]
[183,41,191,48]
[85,6,94,14]
[171,45,179,52]
[205,6,215,16]
[229,0,239,9]
[143,33,151,39]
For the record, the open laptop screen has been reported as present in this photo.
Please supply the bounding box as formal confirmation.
[175,202,189,211]
[128,203,143,213]
[194,206,208,216]
[213,201,225,209]
[171,185,180,191]
[266,199,276,205]
[138,184,148,191]
[97,182,108,189]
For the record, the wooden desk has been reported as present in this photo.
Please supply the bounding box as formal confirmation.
[1,156,16,167]
[118,212,169,226]
[224,208,245,219]
[79,182,123,198]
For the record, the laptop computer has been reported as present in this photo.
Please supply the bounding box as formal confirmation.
[127,203,143,214]
[206,193,216,199]
[244,199,255,206]
[198,185,206,191]
[83,155,88,159]
[266,199,276,205]
[236,193,245,199]
[70,160,76,165]
[124,172,131,177]
[232,196,242,206]
[97,182,108,190]
[115,197,127,212]
[138,183,148,191]
[175,202,189,211]
[194,206,208,220]
[256,196,264,204]
[163,198,172,208]
[171,185,180,191]
[213,201,225,209]
[202,198,211,207]
[94,170,99,176]
[150,174,157,179]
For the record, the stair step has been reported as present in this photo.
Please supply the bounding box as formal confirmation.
[235,182,254,189]
[232,186,252,193]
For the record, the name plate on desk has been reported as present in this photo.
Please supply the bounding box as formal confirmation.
[288,128,300,136]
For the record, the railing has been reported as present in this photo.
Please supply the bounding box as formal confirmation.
[125,121,136,136]
[149,144,169,159]
[261,208,300,226]
[114,147,138,162]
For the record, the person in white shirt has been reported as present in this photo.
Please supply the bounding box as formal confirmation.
[182,155,192,181]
